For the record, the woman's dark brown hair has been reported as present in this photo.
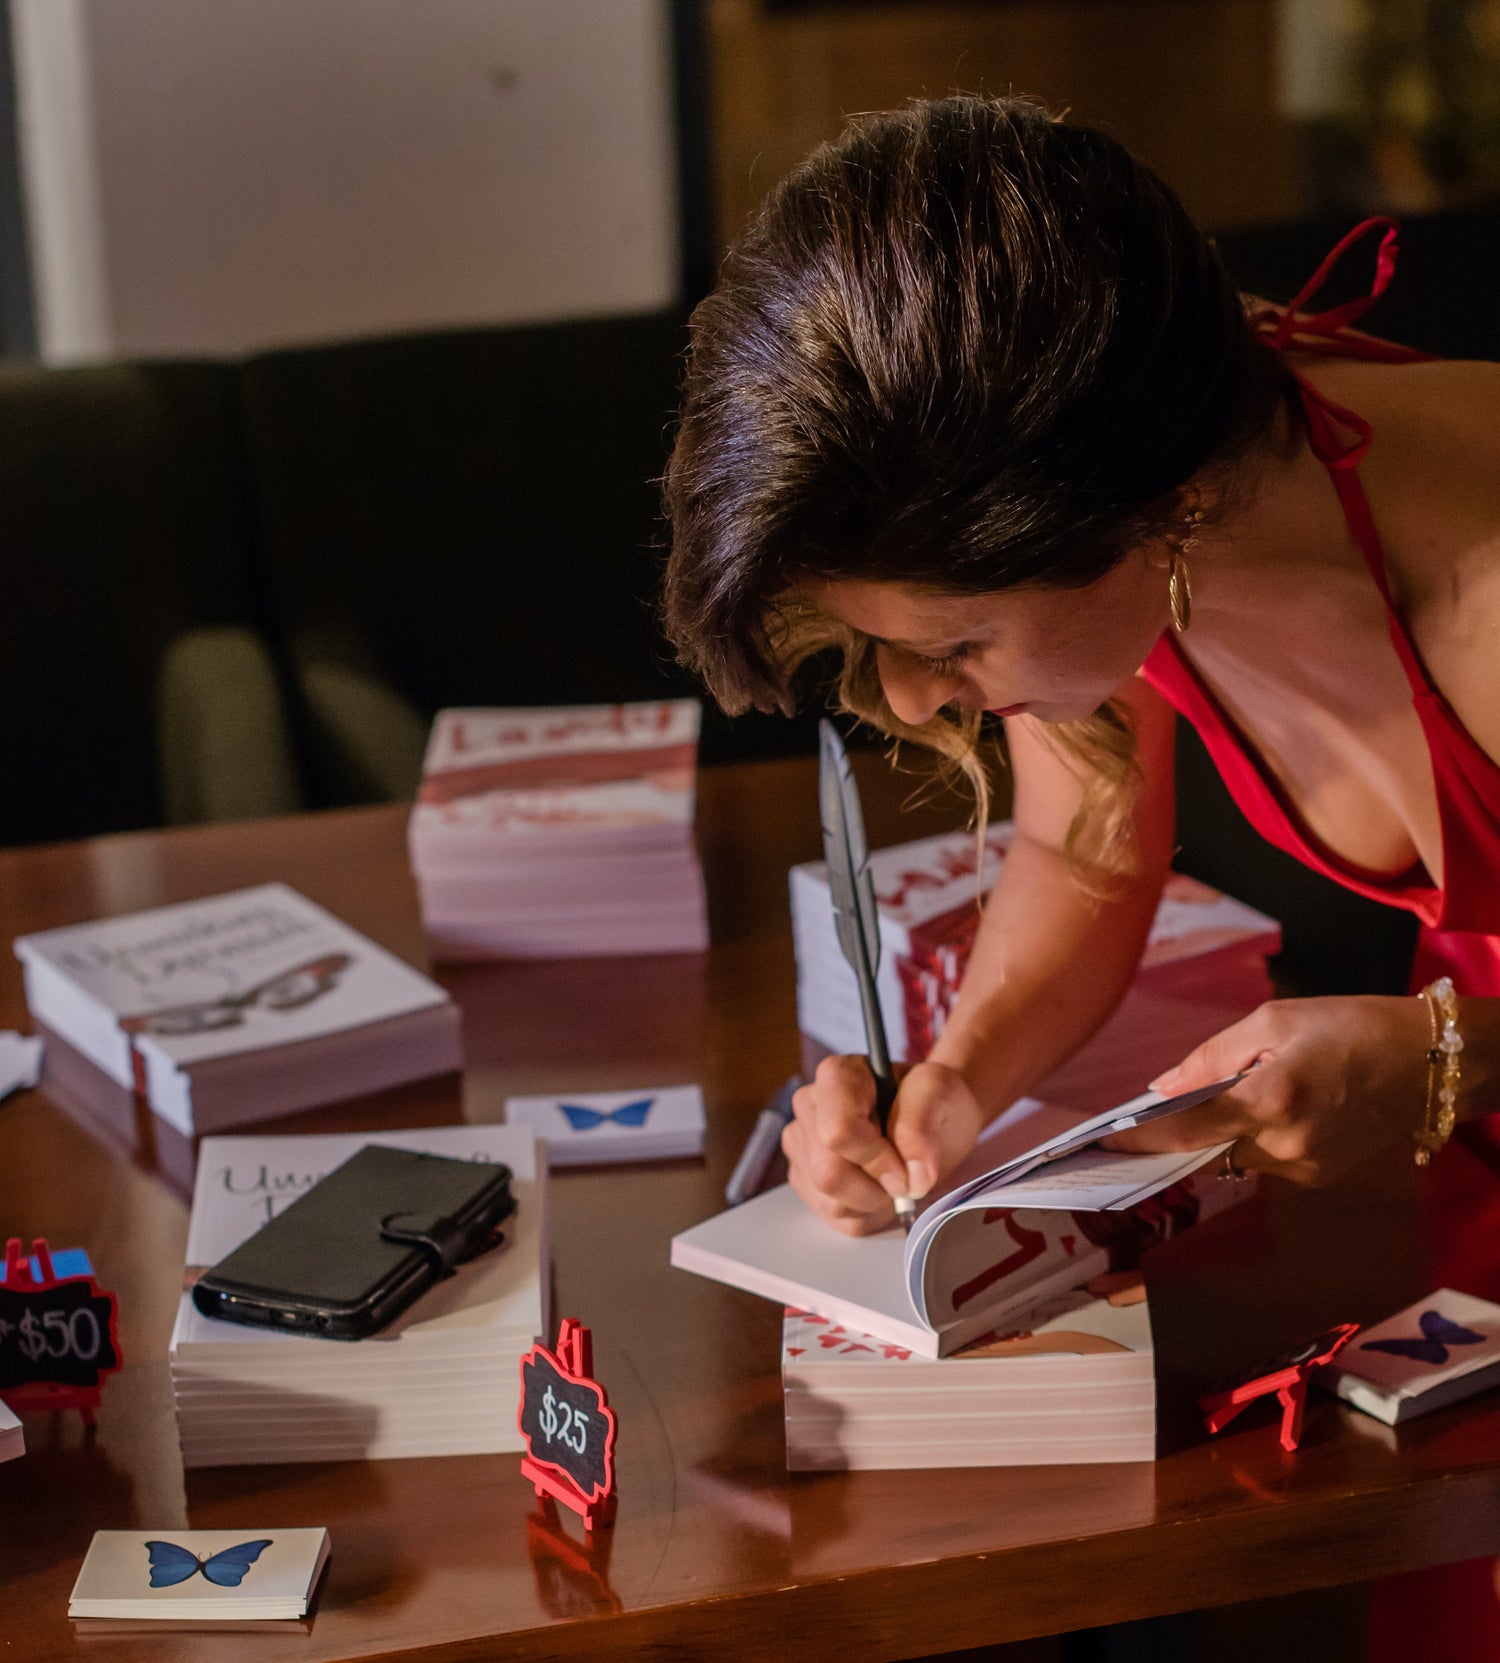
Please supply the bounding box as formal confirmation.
[663,95,1283,872]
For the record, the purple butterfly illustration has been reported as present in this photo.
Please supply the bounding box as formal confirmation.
[558,1098,654,1133]
[1360,1309,1486,1367]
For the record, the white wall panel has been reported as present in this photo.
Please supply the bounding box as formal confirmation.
[13,0,679,361]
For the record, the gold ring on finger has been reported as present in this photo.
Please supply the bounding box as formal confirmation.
[1218,1141,1251,1182]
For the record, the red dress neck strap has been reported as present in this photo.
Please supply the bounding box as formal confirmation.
[1246,216,1431,470]
[1256,216,1401,349]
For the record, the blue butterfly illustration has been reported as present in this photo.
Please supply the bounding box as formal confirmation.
[145,1539,273,1589]
[1360,1309,1486,1367]
[558,1098,654,1133]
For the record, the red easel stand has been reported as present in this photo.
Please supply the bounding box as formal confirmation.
[518,1319,618,1533]
[0,1237,110,1426]
[1198,1321,1361,1453]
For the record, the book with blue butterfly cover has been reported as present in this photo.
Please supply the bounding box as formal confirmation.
[504,1085,705,1165]
[69,1528,330,1625]
[1321,1289,1500,1425]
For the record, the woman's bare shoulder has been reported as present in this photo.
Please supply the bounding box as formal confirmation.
[1337,357,1500,558]
[1358,359,1500,765]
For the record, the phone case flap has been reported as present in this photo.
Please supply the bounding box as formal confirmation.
[198,1144,514,1309]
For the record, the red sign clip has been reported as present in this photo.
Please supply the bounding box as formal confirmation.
[518,1319,618,1532]
[1198,1321,1361,1452]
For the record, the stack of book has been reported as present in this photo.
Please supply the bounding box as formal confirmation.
[169,1124,546,1467]
[69,1529,330,1628]
[782,1280,1156,1470]
[676,1090,1260,1469]
[408,702,709,961]
[16,884,461,1137]
[791,826,1281,1109]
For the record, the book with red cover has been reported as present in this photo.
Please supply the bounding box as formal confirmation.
[782,1273,1157,1470]
[792,826,1281,1111]
[409,702,709,961]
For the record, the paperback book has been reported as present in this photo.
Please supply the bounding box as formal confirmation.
[672,1088,1245,1358]
[792,827,1280,1109]
[504,1084,706,1164]
[69,1529,329,1627]
[782,1273,1156,1469]
[169,1123,546,1466]
[15,884,460,1136]
[409,701,709,960]
[1321,1288,1500,1426]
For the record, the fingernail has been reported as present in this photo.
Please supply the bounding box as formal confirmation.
[1150,1069,1180,1092]
[878,1171,909,1201]
[906,1160,934,1199]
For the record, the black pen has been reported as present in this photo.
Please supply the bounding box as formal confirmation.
[817,720,915,1231]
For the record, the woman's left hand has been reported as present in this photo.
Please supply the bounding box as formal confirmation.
[1102,995,1432,1184]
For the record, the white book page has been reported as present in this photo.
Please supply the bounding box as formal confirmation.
[903,1079,1240,1325]
[937,1145,1228,1215]
[670,1184,933,1351]
[933,1076,1243,1209]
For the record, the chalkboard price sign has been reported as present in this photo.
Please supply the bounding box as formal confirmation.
[0,1237,121,1421]
[518,1319,618,1531]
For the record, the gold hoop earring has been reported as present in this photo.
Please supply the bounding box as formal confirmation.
[1168,549,1192,634]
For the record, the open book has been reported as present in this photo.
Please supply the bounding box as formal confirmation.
[671,1079,1243,1358]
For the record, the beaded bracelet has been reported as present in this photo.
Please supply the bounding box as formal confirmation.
[1414,976,1462,1167]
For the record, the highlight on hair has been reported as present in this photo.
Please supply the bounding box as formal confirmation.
[662,94,1284,874]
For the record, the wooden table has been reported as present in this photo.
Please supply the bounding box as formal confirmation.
[4,753,1500,1662]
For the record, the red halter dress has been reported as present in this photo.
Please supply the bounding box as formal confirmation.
[1140,218,1500,1660]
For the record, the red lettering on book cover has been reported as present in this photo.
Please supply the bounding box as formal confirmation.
[950,1215,1050,1312]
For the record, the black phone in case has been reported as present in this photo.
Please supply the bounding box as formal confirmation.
[191,1144,516,1341]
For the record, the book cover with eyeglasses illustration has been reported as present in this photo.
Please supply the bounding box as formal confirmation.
[15,883,461,1136]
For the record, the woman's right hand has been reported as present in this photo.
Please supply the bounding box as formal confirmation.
[782,1055,988,1235]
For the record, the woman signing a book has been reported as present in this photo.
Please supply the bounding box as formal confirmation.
[662,95,1500,1659]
